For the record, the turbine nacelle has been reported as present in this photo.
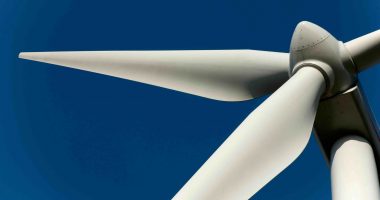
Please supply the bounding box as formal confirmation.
[290,21,356,98]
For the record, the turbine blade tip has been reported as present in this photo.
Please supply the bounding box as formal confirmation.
[18,52,43,61]
[18,52,27,59]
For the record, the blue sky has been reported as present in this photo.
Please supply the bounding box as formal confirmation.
[1,0,380,199]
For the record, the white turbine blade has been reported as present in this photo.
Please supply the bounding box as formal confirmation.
[19,50,289,101]
[173,67,326,200]
[345,29,380,71]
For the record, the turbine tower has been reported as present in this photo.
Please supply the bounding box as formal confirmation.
[19,21,380,200]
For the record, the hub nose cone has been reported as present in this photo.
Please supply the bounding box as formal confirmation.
[290,21,330,51]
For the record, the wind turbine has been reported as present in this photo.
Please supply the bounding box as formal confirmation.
[19,21,380,200]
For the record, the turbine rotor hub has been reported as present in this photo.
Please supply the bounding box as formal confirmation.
[289,21,357,98]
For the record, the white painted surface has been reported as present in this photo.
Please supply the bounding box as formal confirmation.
[331,136,380,200]
[19,50,289,101]
[173,67,325,200]
[345,29,380,71]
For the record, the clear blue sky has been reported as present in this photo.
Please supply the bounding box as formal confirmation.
[1,0,380,199]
